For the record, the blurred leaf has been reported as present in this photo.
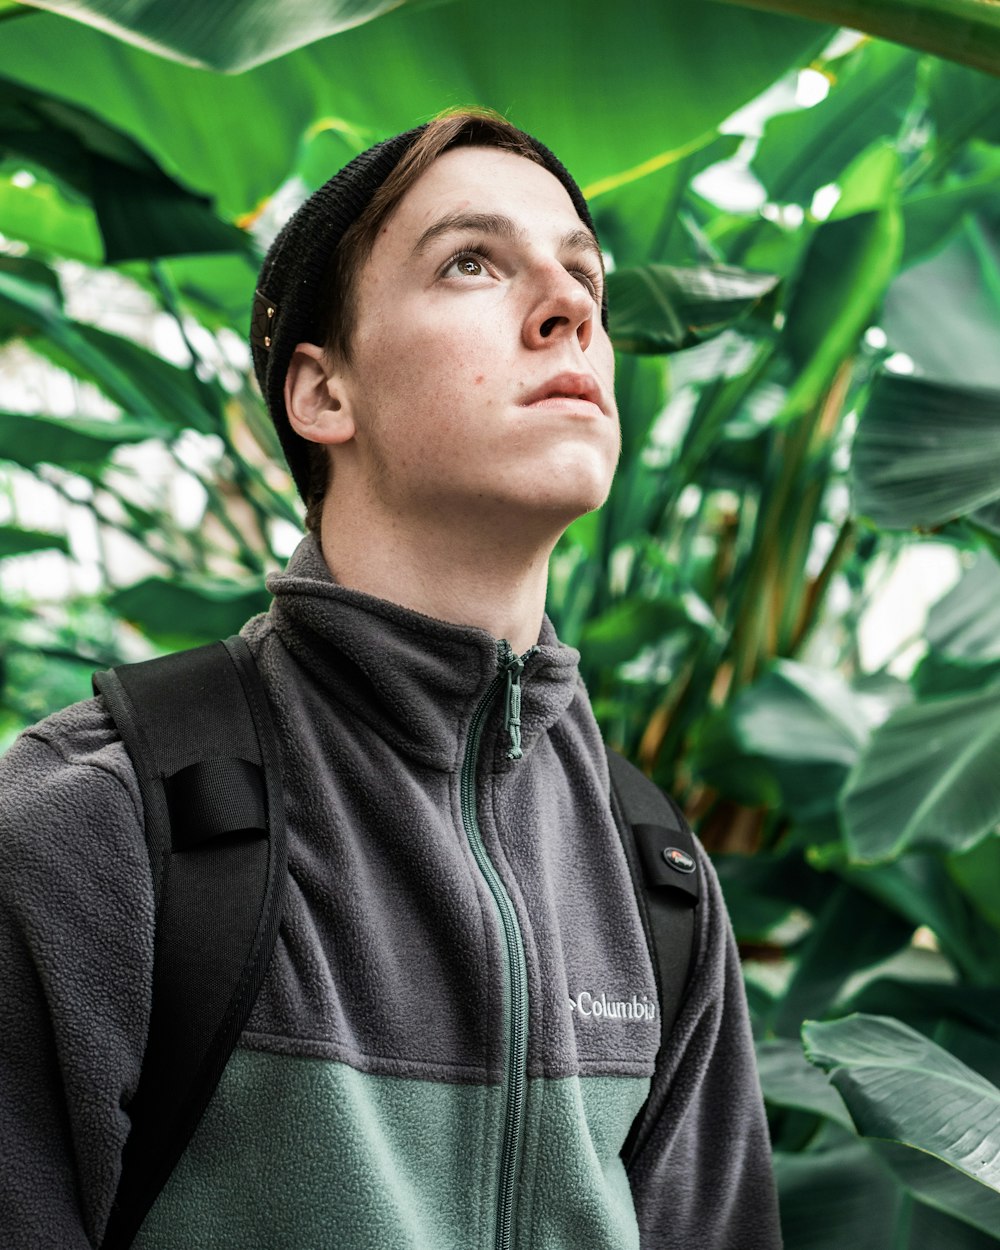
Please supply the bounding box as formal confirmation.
[0,174,103,262]
[20,0,426,72]
[842,682,1000,863]
[108,576,269,646]
[608,263,780,355]
[949,833,1000,933]
[843,979,1000,1041]
[876,1139,1000,1241]
[773,882,913,1037]
[927,553,1000,661]
[579,596,709,671]
[752,40,916,208]
[758,1036,853,1129]
[0,525,70,557]
[779,145,902,420]
[2,5,830,217]
[0,75,249,261]
[718,0,1000,78]
[773,1141,903,1250]
[925,56,1000,147]
[852,373,1000,530]
[902,143,1000,268]
[0,263,223,433]
[0,412,165,469]
[804,1013,1000,1192]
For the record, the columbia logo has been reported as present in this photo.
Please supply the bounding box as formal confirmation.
[569,991,657,1022]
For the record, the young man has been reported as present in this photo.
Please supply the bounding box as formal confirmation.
[0,112,781,1248]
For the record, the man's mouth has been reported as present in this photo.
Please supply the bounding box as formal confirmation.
[520,372,605,413]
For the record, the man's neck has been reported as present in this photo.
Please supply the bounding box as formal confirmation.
[317,500,556,655]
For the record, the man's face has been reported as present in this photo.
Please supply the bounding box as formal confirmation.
[335,145,620,537]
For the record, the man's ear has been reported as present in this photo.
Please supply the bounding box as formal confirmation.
[284,342,355,446]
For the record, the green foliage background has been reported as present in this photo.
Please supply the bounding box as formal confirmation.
[2,1,1000,1243]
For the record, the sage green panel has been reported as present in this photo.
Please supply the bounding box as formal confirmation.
[517,1074,650,1250]
[135,1050,502,1250]
[135,1051,648,1249]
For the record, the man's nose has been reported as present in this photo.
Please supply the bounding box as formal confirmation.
[523,263,597,352]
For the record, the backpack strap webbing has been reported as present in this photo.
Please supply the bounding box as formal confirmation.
[93,636,286,1250]
[605,746,700,1167]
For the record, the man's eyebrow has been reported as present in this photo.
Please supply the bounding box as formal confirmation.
[411,212,522,256]
[411,211,604,270]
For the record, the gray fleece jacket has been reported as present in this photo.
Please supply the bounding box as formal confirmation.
[0,536,780,1249]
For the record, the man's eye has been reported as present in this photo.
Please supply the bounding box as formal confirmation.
[572,268,602,301]
[443,251,491,279]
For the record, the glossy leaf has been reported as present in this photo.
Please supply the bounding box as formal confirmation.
[0,412,163,470]
[949,834,1000,935]
[758,1037,854,1129]
[803,1013,1000,1192]
[0,75,249,261]
[0,525,70,557]
[717,0,1000,78]
[1,6,831,216]
[852,373,1000,530]
[926,553,1000,662]
[608,263,780,355]
[751,40,916,208]
[108,577,270,646]
[842,682,1000,863]
[774,1141,903,1250]
[21,0,422,71]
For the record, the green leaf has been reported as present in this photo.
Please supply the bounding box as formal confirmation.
[927,553,1000,662]
[20,0,420,72]
[949,833,1000,934]
[876,1139,1000,1241]
[716,0,1000,78]
[0,74,250,261]
[0,264,223,432]
[108,576,270,646]
[752,40,917,208]
[0,525,70,557]
[779,144,903,421]
[851,373,1000,530]
[773,881,914,1037]
[607,263,780,355]
[0,173,103,262]
[773,1141,904,1250]
[803,1013,1000,1192]
[758,1037,854,1130]
[579,596,710,671]
[842,682,1000,863]
[902,143,1000,269]
[2,5,830,217]
[882,226,1000,389]
[0,412,165,469]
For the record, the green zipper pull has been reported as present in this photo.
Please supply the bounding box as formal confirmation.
[497,642,536,762]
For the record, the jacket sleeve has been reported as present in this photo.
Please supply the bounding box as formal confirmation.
[626,841,782,1250]
[0,702,153,1249]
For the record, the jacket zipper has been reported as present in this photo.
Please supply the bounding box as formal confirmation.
[460,641,533,1250]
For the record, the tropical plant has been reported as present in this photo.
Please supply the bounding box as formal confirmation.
[2,2,1000,1244]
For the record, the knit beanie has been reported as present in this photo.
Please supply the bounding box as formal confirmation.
[249,119,606,503]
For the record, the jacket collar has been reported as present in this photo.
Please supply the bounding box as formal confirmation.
[265,536,583,772]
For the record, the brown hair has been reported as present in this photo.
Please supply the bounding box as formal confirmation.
[303,109,547,533]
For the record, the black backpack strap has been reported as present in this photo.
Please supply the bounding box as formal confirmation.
[93,636,286,1250]
[605,746,700,1166]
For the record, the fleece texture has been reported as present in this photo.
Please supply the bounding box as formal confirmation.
[0,535,781,1249]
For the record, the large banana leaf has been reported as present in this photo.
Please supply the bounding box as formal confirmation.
[0,76,249,261]
[19,0,411,71]
[108,576,271,646]
[842,681,1000,862]
[716,0,1000,77]
[1,5,830,217]
[926,554,1000,662]
[608,264,780,355]
[803,1014,1000,1192]
[852,373,1000,530]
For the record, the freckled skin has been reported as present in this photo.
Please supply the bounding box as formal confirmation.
[335,147,620,537]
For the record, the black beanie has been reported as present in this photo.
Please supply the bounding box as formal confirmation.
[249,119,606,503]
